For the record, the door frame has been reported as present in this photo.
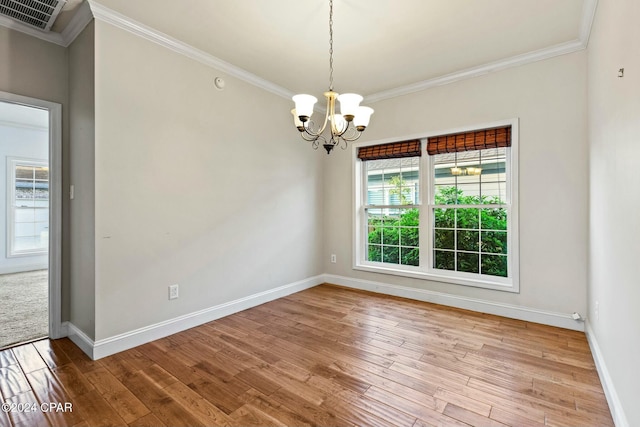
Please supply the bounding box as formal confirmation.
[0,91,63,339]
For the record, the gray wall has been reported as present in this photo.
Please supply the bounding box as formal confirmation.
[588,0,640,425]
[92,21,324,340]
[68,21,96,339]
[0,25,70,321]
[323,51,589,317]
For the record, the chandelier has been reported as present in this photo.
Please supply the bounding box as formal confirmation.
[291,0,374,154]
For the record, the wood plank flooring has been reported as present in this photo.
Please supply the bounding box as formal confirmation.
[0,284,614,426]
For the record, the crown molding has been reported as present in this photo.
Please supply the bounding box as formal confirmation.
[364,39,585,103]
[60,1,94,46]
[0,1,93,47]
[83,0,597,104]
[365,0,598,103]
[579,0,599,47]
[88,0,294,101]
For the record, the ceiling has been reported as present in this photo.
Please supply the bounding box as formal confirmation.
[1,0,595,101]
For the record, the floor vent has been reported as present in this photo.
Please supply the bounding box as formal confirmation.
[0,0,66,31]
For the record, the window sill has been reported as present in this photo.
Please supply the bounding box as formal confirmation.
[353,262,519,293]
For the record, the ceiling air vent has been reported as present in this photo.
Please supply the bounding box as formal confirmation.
[0,0,66,32]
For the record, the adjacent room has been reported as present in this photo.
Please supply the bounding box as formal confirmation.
[0,0,637,426]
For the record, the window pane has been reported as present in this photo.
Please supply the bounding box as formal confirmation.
[457,183,481,202]
[480,208,507,230]
[434,208,455,228]
[481,254,508,277]
[481,231,507,254]
[434,250,455,271]
[480,148,507,202]
[34,167,49,181]
[457,252,479,273]
[456,208,479,229]
[382,246,399,264]
[401,247,419,266]
[368,245,382,262]
[382,227,399,245]
[15,222,34,237]
[434,186,458,205]
[400,226,419,247]
[15,208,36,223]
[366,157,420,206]
[434,229,454,250]
[15,166,34,180]
[457,230,479,252]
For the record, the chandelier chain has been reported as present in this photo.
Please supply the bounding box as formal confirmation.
[328,0,334,91]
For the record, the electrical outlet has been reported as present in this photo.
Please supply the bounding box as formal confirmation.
[169,284,179,300]
[330,254,337,263]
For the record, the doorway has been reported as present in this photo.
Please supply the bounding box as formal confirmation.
[0,92,62,349]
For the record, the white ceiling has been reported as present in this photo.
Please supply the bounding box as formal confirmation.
[1,0,595,101]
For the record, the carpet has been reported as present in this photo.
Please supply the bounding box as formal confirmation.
[0,270,48,349]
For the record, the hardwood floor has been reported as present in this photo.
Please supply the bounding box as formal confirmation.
[0,284,613,426]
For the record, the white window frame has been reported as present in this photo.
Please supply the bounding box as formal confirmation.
[7,157,50,257]
[353,119,519,292]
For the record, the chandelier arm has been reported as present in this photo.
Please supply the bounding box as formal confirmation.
[300,131,320,142]
[332,121,360,141]
[340,129,364,143]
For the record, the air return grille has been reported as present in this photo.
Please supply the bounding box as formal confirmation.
[0,0,66,31]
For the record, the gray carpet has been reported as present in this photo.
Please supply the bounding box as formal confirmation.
[0,270,48,349]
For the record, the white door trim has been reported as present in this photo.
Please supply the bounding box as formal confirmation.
[0,91,63,339]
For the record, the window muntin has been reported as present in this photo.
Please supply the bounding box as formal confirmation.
[8,159,49,256]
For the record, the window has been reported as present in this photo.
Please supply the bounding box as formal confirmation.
[7,158,49,256]
[355,122,518,291]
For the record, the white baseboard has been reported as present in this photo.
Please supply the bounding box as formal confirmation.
[323,274,585,331]
[0,263,48,275]
[63,273,586,362]
[585,321,629,427]
[66,275,324,360]
[65,322,96,359]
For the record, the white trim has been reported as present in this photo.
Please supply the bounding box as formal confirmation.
[324,274,584,331]
[0,92,63,340]
[365,40,585,103]
[47,100,63,339]
[364,0,598,103]
[60,1,94,46]
[353,119,520,293]
[65,322,95,359]
[585,321,629,427]
[0,263,47,275]
[579,0,599,47]
[84,1,597,104]
[69,275,324,360]
[0,1,93,47]
[87,1,293,101]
